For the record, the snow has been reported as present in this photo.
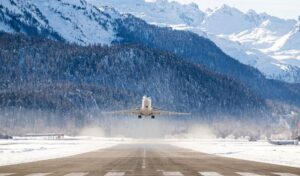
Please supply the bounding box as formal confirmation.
[0,22,14,33]
[88,0,300,83]
[0,137,127,166]
[274,23,300,51]
[0,0,23,15]
[269,32,295,52]
[32,0,116,45]
[0,0,119,45]
[88,0,205,27]
[207,33,300,82]
[1,0,300,82]
[170,139,300,168]
[1,138,300,168]
[202,5,258,35]
[229,27,278,48]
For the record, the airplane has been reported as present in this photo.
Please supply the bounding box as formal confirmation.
[105,96,190,119]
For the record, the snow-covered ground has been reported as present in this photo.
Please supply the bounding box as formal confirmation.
[1,137,300,168]
[170,139,300,168]
[0,137,128,166]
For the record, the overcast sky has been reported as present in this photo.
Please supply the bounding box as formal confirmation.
[169,0,300,20]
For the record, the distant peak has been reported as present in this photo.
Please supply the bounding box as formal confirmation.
[219,4,237,11]
[188,2,199,10]
[155,0,168,4]
[213,4,242,14]
[246,9,258,16]
[205,8,213,12]
[220,4,231,9]
[99,6,122,18]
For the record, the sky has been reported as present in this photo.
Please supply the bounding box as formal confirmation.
[170,0,300,20]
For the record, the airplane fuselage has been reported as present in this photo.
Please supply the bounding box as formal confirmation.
[139,96,154,117]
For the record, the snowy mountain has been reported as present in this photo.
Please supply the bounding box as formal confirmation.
[202,5,259,35]
[89,0,300,83]
[269,22,300,51]
[212,34,300,83]
[206,6,296,39]
[88,0,205,28]
[0,0,119,45]
[1,0,299,83]
[1,0,300,107]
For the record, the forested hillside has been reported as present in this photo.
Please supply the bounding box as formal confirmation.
[1,0,299,106]
[0,0,299,136]
[116,15,300,105]
[0,33,265,120]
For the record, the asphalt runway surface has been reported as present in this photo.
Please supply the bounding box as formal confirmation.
[0,143,300,176]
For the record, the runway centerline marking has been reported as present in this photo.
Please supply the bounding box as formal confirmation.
[0,174,15,176]
[142,147,146,169]
[199,172,223,176]
[64,172,89,176]
[273,173,300,176]
[104,172,125,176]
[236,172,267,176]
[162,172,184,176]
[25,173,51,176]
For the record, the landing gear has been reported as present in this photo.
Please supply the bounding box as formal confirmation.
[151,115,155,119]
[138,115,142,119]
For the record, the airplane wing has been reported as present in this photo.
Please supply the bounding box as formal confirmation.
[152,108,191,116]
[103,108,141,116]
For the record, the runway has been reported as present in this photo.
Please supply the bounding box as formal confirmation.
[0,143,299,176]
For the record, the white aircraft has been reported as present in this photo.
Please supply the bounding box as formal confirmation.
[106,96,190,118]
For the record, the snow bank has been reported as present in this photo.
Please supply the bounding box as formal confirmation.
[0,137,127,166]
[2,138,300,168]
[170,139,300,168]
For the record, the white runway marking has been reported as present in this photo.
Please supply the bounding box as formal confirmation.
[0,174,15,176]
[162,172,184,176]
[64,172,89,176]
[199,172,223,176]
[25,174,51,176]
[236,172,266,176]
[142,148,146,169]
[273,173,300,176]
[104,172,125,176]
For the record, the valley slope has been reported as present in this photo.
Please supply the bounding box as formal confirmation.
[0,0,299,131]
[0,33,267,130]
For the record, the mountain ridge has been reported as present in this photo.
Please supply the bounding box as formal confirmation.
[89,0,300,83]
[1,0,300,106]
[0,0,118,45]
